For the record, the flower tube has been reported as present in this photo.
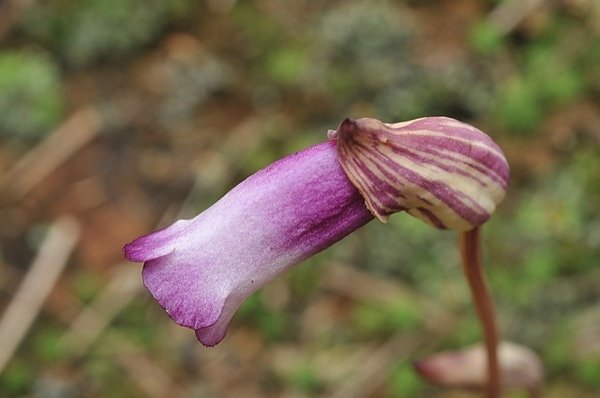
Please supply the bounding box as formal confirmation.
[124,141,373,346]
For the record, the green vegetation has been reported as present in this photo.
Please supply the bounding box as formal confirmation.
[0,51,62,139]
[388,362,424,397]
[21,0,193,67]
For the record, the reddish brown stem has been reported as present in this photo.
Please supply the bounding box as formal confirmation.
[460,226,501,398]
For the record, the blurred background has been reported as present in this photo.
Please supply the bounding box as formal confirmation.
[0,0,599,397]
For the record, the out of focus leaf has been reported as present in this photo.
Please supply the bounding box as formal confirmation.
[0,51,62,140]
[470,20,504,55]
[21,0,193,67]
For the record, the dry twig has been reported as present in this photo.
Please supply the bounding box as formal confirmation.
[111,336,191,398]
[0,107,102,202]
[0,216,80,374]
[488,0,547,35]
[58,265,140,354]
[330,334,427,398]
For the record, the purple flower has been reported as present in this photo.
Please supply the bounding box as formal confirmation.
[414,342,543,394]
[124,117,509,346]
[124,141,373,346]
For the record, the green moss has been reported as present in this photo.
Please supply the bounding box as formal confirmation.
[236,292,289,342]
[21,0,193,67]
[257,308,288,342]
[352,301,421,338]
[70,272,103,304]
[265,48,309,86]
[33,327,66,364]
[492,30,587,135]
[288,259,321,300]
[286,363,324,394]
[0,51,62,139]
[446,317,482,348]
[469,20,504,55]
[387,362,423,397]
[524,44,584,104]
[0,360,33,395]
[495,77,544,133]
[544,323,573,371]
[575,359,600,387]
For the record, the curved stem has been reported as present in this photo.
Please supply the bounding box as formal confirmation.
[460,226,501,398]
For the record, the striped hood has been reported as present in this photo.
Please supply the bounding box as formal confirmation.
[330,117,509,231]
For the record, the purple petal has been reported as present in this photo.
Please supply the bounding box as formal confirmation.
[124,220,190,262]
[414,342,544,393]
[124,141,373,346]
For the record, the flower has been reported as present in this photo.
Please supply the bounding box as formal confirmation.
[414,342,544,394]
[124,141,373,346]
[124,116,509,346]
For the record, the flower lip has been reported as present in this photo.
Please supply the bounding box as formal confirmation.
[123,219,189,263]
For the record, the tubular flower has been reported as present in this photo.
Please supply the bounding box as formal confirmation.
[124,141,373,346]
[124,116,509,347]
[414,342,544,395]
